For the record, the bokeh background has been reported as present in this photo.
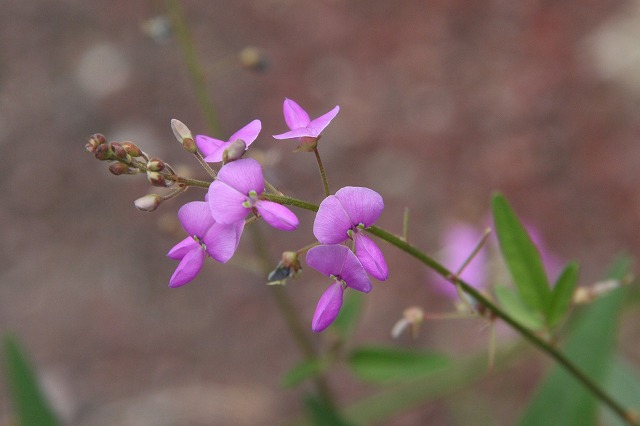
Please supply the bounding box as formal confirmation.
[2,0,640,424]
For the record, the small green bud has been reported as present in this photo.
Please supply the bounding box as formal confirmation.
[110,142,130,162]
[94,143,114,160]
[108,162,130,175]
[86,133,107,152]
[147,171,167,187]
[121,141,143,157]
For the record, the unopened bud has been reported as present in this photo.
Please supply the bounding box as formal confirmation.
[147,171,168,187]
[94,143,114,160]
[239,46,269,72]
[121,141,143,157]
[267,251,302,285]
[147,157,165,172]
[182,137,197,154]
[110,142,130,162]
[86,133,107,152]
[109,162,130,175]
[134,194,163,212]
[222,139,247,164]
[171,119,193,143]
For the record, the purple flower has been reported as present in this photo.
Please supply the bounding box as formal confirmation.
[207,158,299,231]
[306,244,372,332]
[272,98,339,140]
[431,222,488,300]
[195,119,261,163]
[167,201,244,288]
[313,187,388,281]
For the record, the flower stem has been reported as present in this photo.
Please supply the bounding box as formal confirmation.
[313,147,330,197]
[264,193,637,426]
[166,0,223,136]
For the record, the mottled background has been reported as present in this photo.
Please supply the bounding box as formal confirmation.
[1,0,640,424]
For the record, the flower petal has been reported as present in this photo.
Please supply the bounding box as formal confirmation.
[307,105,339,136]
[334,186,384,227]
[228,119,261,146]
[203,220,245,263]
[355,233,388,281]
[169,246,205,288]
[201,143,229,163]
[195,135,226,158]
[167,236,199,260]
[216,158,264,195]
[306,244,349,278]
[178,201,215,238]
[283,98,310,130]
[312,282,344,333]
[340,247,373,293]
[256,200,299,231]
[313,195,352,244]
[208,180,249,224]
[272,128,317,140]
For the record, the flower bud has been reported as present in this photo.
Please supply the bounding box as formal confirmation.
[391,306,424,339]
[147,157,165,172]
[134,194,162,212]
[147,171,167,187]
[238,46,269,72]
[171,119,196,152]
[121,141,143,157]
[108,162,130,175]
[86,133,107,153]
[222,139,247,164]
[110,142,130,162]
[267,251,302,285]
[94,143,114,160]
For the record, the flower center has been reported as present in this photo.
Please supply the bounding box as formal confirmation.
[242,190,260,208]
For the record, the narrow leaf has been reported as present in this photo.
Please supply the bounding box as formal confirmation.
[281,358,327,388]
[547,262,579,327]
[602,358,640,426]
[348,346,450,383]
[518,257,629,426]
[3,334,60,426]
[494,285,545,330]
[492,193,551,315]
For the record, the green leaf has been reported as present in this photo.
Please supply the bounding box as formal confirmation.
[547,262,579,327]
[518,257,630,426]
[492,193,551,315]
[3,334,60,426]
[303,393,353,426]
[281,358,327,388]
[602,358,640,426]
[332,291,364,339]
[347,346,450,384]
[493,284,545,330]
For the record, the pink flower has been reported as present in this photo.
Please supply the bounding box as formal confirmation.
[313,187,388,280]
[167,201,244,287]
[207,158,299,231]
[306,245,372,332]
[195,119,261,163]
[272,98,339,140]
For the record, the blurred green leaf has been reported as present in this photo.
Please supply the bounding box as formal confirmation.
[304,393,353,426]
[494,284,545,330]
[518,257,630,426]
[282,358,328,388]
[547,262,579,327]
[347,346,450,383]
[3,334,60,426]
[492,193,551,315]
[332,291,364,339]
[602,358,640,426]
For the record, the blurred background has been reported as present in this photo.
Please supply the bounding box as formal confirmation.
[1,0,640,424]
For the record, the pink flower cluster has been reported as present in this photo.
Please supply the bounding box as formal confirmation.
[167,98,388,333]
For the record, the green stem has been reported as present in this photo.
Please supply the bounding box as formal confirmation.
[166,0,223,136]
[313,147,330,197]
[263,193,637,426]
[247,221,337,410]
